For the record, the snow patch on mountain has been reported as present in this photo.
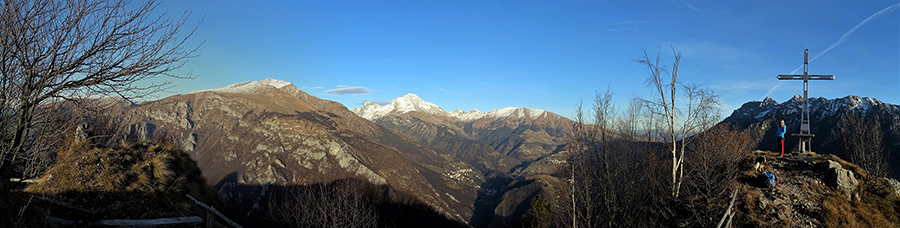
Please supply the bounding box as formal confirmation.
[529,109,546,119]
[449,109,485,122]
[352,93,549,122]
[190,78,294,94]
[488,107,519,119]
[261,78,292,89]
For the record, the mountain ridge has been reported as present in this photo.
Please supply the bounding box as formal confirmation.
[353,93,552,123]
[117,79,484,223]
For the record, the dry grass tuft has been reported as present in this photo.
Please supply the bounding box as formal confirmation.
[22,133,217,220]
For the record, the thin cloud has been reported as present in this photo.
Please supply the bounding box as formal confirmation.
[431,87,453,93]
[325,86,372,95]
[683,1,702,12]
[766,3,900,98]
[681,1,730,14]
[711,80,772,92]
[336,85,348,88]
[612,20,653,26]
[609,20,650,33]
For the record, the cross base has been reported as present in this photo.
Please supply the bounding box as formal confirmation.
[790,133,815,153]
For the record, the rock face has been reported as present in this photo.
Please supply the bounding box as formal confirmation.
[117,79,481,222]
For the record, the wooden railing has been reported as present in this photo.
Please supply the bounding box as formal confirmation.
[187,194,243,228]
[34,193,242,228]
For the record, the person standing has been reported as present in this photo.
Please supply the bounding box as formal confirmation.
[776,120,787,156]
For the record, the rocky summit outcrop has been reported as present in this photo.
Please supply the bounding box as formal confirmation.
[738,150,899,227]
[116,79,482,222]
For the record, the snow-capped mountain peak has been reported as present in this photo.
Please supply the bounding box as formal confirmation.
[260,78,292,89]
[190,78,296,94]
[352,94,552,122]
[390,93,444,115]
[350,93,447,119]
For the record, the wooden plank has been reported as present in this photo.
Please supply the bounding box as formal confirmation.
[31,195,97,217]
[91,216,202,228]
[9,178,42,183]
[186,194,243,228]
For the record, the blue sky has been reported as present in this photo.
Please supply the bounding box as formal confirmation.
[148,0,900,120]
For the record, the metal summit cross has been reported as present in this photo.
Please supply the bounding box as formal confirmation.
[777,49,835,153]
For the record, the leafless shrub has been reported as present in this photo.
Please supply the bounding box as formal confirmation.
[268,179,379,228]
[838,111,891,178]
[679,124,752,227]
[0,0,199,189]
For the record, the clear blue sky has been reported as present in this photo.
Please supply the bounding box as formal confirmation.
[149,0,900,120]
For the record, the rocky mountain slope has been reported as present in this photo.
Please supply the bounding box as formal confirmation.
[117,79,482,222]
[352,93,574,227]
[352,93,572,167]
[722,95,900,177]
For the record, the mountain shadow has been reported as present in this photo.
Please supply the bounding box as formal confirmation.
[217,177,468,228]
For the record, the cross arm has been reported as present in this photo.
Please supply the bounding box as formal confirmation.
[777,74,835,80]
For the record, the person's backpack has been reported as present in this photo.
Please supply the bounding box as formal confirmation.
[764,172,778,187]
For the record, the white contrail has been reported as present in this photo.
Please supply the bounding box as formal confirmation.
[765,3,900,98]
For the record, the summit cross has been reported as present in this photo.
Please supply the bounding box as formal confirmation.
[777,49,835,153]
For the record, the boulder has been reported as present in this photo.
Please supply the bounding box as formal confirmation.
[826,167,858,190]
[882,177,900,197]
[819,160,841,171]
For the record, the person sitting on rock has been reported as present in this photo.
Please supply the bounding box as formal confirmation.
[777,120,786,156]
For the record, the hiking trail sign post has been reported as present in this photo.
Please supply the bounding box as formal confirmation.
[777,49,835,153]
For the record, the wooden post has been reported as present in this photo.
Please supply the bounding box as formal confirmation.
[206,210,213,228]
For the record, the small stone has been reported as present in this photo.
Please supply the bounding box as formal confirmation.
[774,198,787,206]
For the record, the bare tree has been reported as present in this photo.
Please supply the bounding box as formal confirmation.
[636,47,720,197]
[680,124,751,227]
[838,111,890,178]
[558,89,665,228]
[0,0,199,186]
[269,180,380,228]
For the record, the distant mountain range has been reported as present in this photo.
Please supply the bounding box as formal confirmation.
[351,93,574,226]
[353,93,571,166]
